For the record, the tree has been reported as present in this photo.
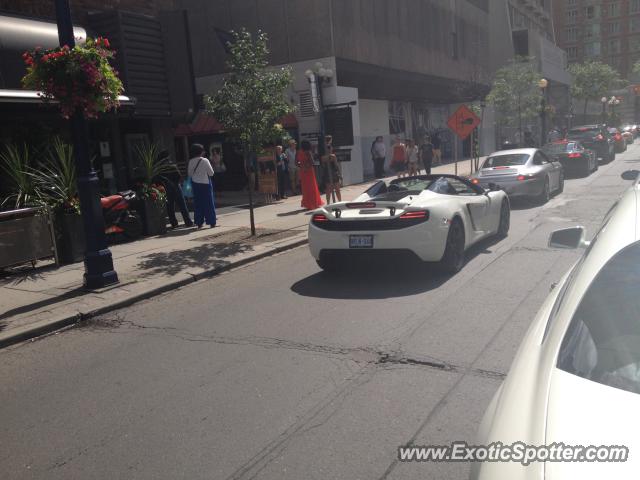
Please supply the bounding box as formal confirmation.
[486,57,542,139]
[206,29,294,235]
[568,60,623,117]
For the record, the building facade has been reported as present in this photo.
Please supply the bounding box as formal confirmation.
[176,0,494,184]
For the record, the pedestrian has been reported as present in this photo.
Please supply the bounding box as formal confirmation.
[390,136,407,178]
[296,140,324,210]
[420,135,434,175]
[406,139,419,177]
[548,126,562,142]
[187,143,217,229]
[158,161,193,229]
[275,145,288,200]
[321,150,342,204]
[285,139,299,195]
[432,133,442,165]
[524,130,535,147]
[371,136,386,178]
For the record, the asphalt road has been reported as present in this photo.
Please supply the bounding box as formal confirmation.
[2,144,639,480]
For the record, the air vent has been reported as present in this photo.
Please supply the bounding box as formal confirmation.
[298,91,315,117]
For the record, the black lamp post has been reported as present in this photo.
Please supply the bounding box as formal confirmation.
[538,78,548,146]
[54,0,118,289]
[601,97,608,124]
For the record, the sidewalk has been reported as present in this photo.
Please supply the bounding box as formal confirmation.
[0,160,472,348]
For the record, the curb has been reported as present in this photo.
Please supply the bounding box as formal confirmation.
[0,235,309,350]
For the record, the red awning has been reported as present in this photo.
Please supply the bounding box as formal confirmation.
[174,112,298,136]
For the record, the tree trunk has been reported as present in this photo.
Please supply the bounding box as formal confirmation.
[243,148,256,236]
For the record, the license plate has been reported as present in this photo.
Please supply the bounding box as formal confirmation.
[349,235,373,248]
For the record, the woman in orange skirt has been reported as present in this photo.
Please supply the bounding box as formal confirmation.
[296,140,324,210]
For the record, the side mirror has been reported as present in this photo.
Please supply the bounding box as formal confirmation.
[621,170,640,181]
[549,226,589,249]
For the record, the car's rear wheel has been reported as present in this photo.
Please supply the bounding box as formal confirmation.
[537,178,550,204]
[316,257,340,273]
[439,218,465,274]
[497,200,510,238]
[557,171,564,194]
[582,158,591,177]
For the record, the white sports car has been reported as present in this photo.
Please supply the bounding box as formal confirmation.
[471,172,640,479]
[308,174,510,273]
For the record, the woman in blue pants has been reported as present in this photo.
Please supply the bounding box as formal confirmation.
[187,144,217,228]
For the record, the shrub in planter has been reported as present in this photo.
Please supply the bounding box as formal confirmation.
[32,138,85,263]
[137,183,167,236]
[22,37,123,119]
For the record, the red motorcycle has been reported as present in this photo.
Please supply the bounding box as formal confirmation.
[101,190,143,241]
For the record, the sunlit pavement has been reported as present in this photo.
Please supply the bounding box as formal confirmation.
[1,143,638,479]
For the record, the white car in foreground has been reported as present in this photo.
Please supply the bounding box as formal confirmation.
[308,174,510,273]
[471,171,640,479]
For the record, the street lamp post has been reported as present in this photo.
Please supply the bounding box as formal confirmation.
[601,96,608,124]
[538,78,548,146]
[608,96,620,125]
[54,0,118,289]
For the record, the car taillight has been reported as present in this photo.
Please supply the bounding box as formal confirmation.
[312,213,328,223]
[400,210,429,220]
[517,174,534,181]
[471,178,479,184]
[345,202,376,209]
[567,153,581,158]
[616,134,622,141]
[595,134,604,141]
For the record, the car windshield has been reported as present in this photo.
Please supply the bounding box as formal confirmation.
[568,128,599,139]
[543,143,577,154]
[483,154,530,167]
[608,128,619,134]
[557,241,640,395]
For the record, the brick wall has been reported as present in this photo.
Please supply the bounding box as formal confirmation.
[0,0,176,23]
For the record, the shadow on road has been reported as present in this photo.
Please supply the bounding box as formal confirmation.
[291,235,503,300]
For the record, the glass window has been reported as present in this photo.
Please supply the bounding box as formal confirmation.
[584,41,601,57]
[609,38,621,54]
[607,22,621,34]
[584,5,600,19]
[566,27,578,42]
[566,9,578,23]
[609,3,620,17]
[567,46,578,59]
[631,0,640,13]
[585,23,600,38]
[631,17,640,32]
[543,142,578,154]
[557,241,640,395]
[483,154,530,167]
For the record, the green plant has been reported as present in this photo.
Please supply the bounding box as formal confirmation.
[22,37,124,119]
[134,143,171,203]
[31,137,79,214]
[0,143,40,209]
[206,29,294,234]
[568,61,624,116]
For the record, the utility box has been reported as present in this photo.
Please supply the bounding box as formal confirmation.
[0,208,58,269]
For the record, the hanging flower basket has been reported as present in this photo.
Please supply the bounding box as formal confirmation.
[21,37,124,119]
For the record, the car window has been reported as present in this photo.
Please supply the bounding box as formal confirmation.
[532,152,545,165]
[447,178,479,196]
[557,240,640,395]
[568,128,599,140]
[483,154,529,167]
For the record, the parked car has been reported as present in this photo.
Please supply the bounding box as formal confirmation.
[621,129,634,145]
[622,124,639,139]
[567,125,615,162]
[542,140,597,177]
[471,174,640,480]
[608,127,627,152]
[308,175,510,274]
[469,148,563,203]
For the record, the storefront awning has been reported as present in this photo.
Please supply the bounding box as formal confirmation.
[0,89,135,106]
[0,14,86,50]
[174,112,298,136]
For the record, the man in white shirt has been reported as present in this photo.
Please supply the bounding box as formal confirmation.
[285,139,299,194]
[371,136,386,178]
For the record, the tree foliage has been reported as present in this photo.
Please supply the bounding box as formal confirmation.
[205,29,294,159]
[486,58,542,128]
[568,60,623,115]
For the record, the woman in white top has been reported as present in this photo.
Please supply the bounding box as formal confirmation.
[187,143,216,228]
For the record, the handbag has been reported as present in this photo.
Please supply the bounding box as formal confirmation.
[182,158,203,199]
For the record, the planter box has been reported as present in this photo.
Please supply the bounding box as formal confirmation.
[0,208,58,268]
[140,198,167,236]
[56,212,85,264]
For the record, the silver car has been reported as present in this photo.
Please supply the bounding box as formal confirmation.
[469,148,564,203]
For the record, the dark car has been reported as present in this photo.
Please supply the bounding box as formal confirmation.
[608,127,627,153]
[542,140,597,177]
[567,125,615,162]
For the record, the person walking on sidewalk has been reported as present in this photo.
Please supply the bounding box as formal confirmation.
[390,136,408,178]
[432,133,442,165]
[286,139,299,195]
[371,136,386,178]
[275,145,288,200]
[406,139,420,177]
[321,151,342,205]
[297,140,323,210]
[187,143,217,229]
[420,135,434,175]
[158,161,193,229]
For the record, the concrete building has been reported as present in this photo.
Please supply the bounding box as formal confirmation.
[176,0,495,185]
